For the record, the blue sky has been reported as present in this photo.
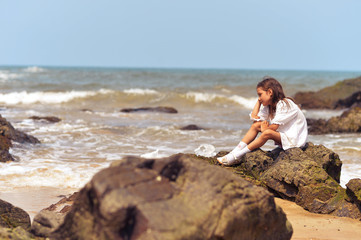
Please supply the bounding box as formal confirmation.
[1,1,360,71]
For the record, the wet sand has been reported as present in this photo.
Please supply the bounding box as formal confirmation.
[275,198,361,240]
[0,187,76,220]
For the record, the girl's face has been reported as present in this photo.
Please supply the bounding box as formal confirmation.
[257,87,272,106]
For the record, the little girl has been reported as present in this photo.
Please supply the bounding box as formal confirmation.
[217,77,308,166]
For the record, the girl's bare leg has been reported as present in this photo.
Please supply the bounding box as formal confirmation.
[248,129,281,151]
[241,121,262,144]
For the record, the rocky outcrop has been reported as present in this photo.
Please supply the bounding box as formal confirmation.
[346,179,361,208]
[30,116,61,123]
[0,115,40,144]
[294,76,361,109]
[307,106,361,134]
[0,115,40,162]
[213,142,361,219]
[335,91,361,108]
[51,154,293,240]
[0,199,31,231]
[120,106,178,114]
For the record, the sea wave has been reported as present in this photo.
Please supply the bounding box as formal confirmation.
[123,88,159,95]
[185,91,257,109]
[0,70,23,82]
[0,89,114,105]
[22,66,46,73]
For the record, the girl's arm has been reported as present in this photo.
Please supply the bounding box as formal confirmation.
[251,100,261,120]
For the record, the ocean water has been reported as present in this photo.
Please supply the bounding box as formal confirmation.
[0,66,360,196]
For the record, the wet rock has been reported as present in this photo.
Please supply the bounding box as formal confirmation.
[294,76,361,109]
[180,124,205,130]
[335,91,361,108]
[30,116,61,123]
[0,199,31,231]
[308,106,361,134]
[0,115,40,144]
[208,142,361,219]
[51,154,292,240]
[120,106,178,114]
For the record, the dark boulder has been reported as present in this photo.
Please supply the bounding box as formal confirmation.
[294,76,361,109]
[0,115,40,144]
[51,154,292,240]
[335,91,361,108]
[180,124,205,130]
[308,106,361,134]
[29,116,61,123]
[120,106,178,114]
[0,199,31,231]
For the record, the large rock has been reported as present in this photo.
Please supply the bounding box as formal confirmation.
[0,115,40,162]
[51,154,292,240]
[214,143,361,219]
[294,76,361,109]
[308,106,361,134]
[0,115,40,144]
[0,199,31,231]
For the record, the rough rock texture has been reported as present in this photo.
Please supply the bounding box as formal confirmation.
[120,106,178,114]
[29,116,61,123]
[31,193,78,237]
[214,143,361,219]
[51,154,293,240]
[346,179,361,208]
[294,76,361,109]
[0,199,31,231]
[0,226,33,240]
[31,210,65,238]
[308,106,361,134]
[0,115,40,144]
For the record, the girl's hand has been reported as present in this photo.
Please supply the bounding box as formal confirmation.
[261,121,269,132]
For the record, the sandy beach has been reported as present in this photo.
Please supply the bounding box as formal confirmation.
[275,198,361,240]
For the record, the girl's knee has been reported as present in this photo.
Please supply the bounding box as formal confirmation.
[261,129,275,139]
[251,121,262,131]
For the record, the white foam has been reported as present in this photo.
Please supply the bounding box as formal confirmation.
[186,92,221,103]
[141,149,169,159]
[22,66,46,73]
[229,95,258,109]
[194,144,217,157]
[0,89,113,105]
[185,91,257,109]
[0,71,23,81]
[124,88,159,95]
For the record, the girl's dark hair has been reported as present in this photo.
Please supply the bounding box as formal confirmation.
[257,77,294,118]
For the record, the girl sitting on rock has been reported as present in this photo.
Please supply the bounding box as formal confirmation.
[217,77,308,166]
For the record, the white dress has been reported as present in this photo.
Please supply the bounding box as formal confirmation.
[250,99,308,150]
